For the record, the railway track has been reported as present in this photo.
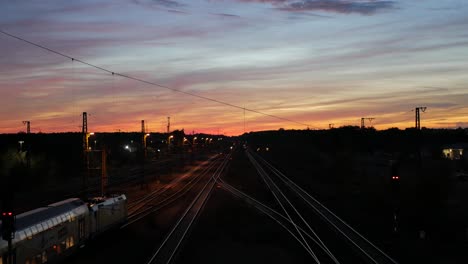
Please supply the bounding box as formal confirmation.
[127,156,218,213]
[246,150,339,264]
[146,151,232,264]
[122,155,222,228]
[217,178,341,263]
[245,148,398,264]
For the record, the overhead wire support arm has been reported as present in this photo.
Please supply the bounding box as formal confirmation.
[415,107,427,130]
[0,29,315,129]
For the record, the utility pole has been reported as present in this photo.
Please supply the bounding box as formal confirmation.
[243,107,246,134]
[141,120,149,159]
[82,112,88,150]
[167,117,171,151]
[82,112,88,199]
[361,117,375,129]
[22,121,31,169]
[101,148,107,197]
[415,107,427,130]
[167,117,170,134]
[141,119,146,151]
[22,121,30,134]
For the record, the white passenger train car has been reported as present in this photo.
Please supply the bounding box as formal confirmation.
[88,195,127,236]
[0,194,127,264]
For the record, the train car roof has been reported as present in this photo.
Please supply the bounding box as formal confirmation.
[14,198,86,230]
[89,194,127,208]
[0,198,89,251]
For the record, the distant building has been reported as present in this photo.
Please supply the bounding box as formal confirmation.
[442,143,468,160]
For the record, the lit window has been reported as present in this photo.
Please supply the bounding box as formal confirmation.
[42,251,48,263]
[0,256,3,264]
[66,236,75,249]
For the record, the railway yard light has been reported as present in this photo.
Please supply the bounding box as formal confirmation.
[143,133,150,148]
[18,140,24,151]
[85,132,94,151]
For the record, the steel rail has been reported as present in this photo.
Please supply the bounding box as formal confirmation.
[146,152,231,264]
[248,149,340,263]
[246,150,321,264]
[218,178,340,264]
[127,156,219,214]
[253,151,399,264]
[121,156,222,228]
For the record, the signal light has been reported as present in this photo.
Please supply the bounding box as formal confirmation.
[1,211,15,240]
[392,176,400,180]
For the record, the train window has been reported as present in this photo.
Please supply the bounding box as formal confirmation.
[61,240,66,251]
[35,254,42,264]
[18,231,26,240]
[56,244,62,255]
[78,219,85,240]
[41,252,47,263]
[66,236,75,249]
[36,224,44,233]
[31,226,39,235]
[25,228,33,239]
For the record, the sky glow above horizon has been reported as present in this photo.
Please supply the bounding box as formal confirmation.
[1,0,467,135]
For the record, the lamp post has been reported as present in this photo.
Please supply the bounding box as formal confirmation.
[85,132,94,151]
[82,132,94,199]
[144,134,150,149]
[143,133,150,158]
[18,141,24,152]
[168,135,173,150]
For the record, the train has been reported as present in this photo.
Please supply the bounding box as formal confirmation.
[0,194,127,264]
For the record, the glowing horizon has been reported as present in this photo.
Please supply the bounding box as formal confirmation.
[1,0,467,136]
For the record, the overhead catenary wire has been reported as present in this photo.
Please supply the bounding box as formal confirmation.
[0,29,315,129]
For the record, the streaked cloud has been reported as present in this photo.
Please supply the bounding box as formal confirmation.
[0,0,467,134]
[211,13,241,18]
[237,0,396,15]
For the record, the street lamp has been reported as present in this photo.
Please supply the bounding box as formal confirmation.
[168,135,174,149]
[85,132,94,151]
[18,141,24,151]
[143,133,150,158]
[143,133,150,149]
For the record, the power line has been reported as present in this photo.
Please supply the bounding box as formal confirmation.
[0,29,314,129]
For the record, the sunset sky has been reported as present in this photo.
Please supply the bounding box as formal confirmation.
[1,0,467,135]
